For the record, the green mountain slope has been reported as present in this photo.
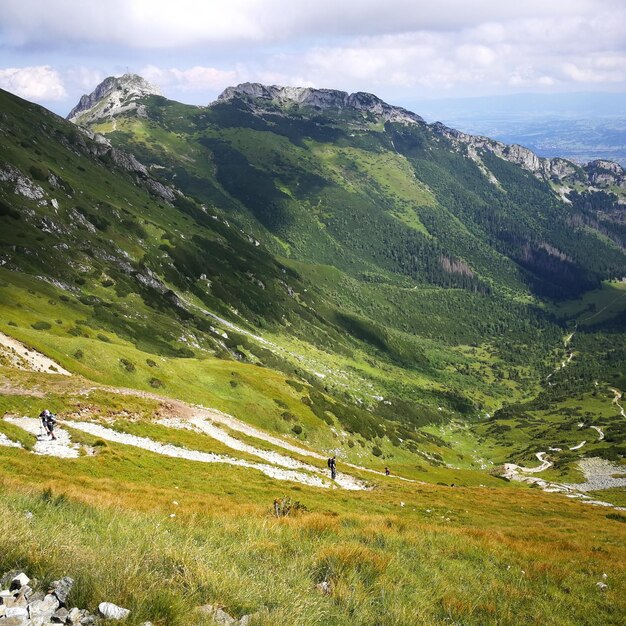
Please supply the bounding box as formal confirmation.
[1,79,626,626]
[2,77,626,473]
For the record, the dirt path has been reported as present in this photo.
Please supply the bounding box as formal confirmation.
[0,332,71,375]
[96,384,407,482]
[158,417,368,491]
[611,388,626,419]
[5,417,84,458]
[591,426,604,441]
[0,431,21,448]
[66,421,362,490]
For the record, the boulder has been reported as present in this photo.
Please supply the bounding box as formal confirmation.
[52,606,69,622]
[5,606,29,619]
[9,573,30,591]
[198,604,237,625]
[28,593,59,622]
[98,601,130,621]
[66,607,83,625]
[50,576,74,605]
[3,616,28,626]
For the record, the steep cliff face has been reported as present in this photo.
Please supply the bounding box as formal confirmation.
[217,82,425,125]
[67,74,161,125]
[431,122,583,184]
[585,160,626,188]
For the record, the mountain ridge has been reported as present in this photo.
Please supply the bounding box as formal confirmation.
[68,74,626,192]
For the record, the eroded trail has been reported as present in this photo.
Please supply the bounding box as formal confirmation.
[4,417,84,458]
[611,388,626,419]
[96,384,410,482]
[157,416,368,491]
[66,421,355,489]
[0,332,71,375]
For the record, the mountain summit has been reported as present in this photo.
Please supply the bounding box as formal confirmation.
[217,82,425,125]
[67,73,161,124]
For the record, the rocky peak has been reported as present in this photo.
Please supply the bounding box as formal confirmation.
[585,160,626,188]
[67,73,161,125]
[217,82,424,125]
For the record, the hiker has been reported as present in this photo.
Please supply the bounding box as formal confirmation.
[328,456,336,480]
[39,409,57,440]
[385,467,390,476]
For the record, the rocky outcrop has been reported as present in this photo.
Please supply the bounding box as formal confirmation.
[0,571,95,625]
[585,160,626,188]
[0,164,47,204]
[217,83,425,125]
[431,122,583,184]
[67,74,160,125]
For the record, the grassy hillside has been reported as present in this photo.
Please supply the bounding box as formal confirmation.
[0,82,626,625]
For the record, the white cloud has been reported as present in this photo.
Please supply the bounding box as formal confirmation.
[0,65,66,100]
[0,0,622,48]
[141,65,240,91]
[0,0,623,107]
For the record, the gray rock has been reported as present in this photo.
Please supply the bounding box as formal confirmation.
[28,594,59,622]
[98,601,130,621]
[2,616,28,626]
[5,606,28,618]
[0,571,21,588]
[50,577,74,605]
[315,580,332,595]
[15,585,32,604]
[10,573,30,591]
[596,581,608,591]
[66,607,82,625]
[198,604,237,625]
[52,606,69,622]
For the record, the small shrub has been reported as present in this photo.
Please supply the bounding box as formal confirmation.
[31,321,51,330]
[149,377,164,388]
[282,411,295,421]
[8,321,17,327]
[291,424,303,435]
[272,496,307,518]
[607,513,626,523]
[29,165,47,181]
[101,279,114,287]
[146,359,158,367]
[120,358,136,373]
[229,380,238,388]
[40,488,68,507]
[73,349,84,360]
[75,277,86,286]
[97,333,111,343]
[372,446,383,457]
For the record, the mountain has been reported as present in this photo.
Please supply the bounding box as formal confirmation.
[68,73,161,125]
[1,79,626,626]
[413,91,626,167]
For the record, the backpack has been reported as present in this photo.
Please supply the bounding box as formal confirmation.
[327,458,332,468]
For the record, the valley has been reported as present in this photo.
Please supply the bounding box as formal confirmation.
[1,76,625,625]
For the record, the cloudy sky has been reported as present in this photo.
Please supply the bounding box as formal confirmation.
[0,0,624,116]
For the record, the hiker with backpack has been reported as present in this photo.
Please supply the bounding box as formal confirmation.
[39,409,57,440]
[327,455,336,480]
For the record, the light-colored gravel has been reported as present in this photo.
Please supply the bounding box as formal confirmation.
[157,416,369,491]
[0,431,21,448]
[5,417,82,458]
[0,332,71,375]
[66,421,357,489]
[564,457,626,492]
